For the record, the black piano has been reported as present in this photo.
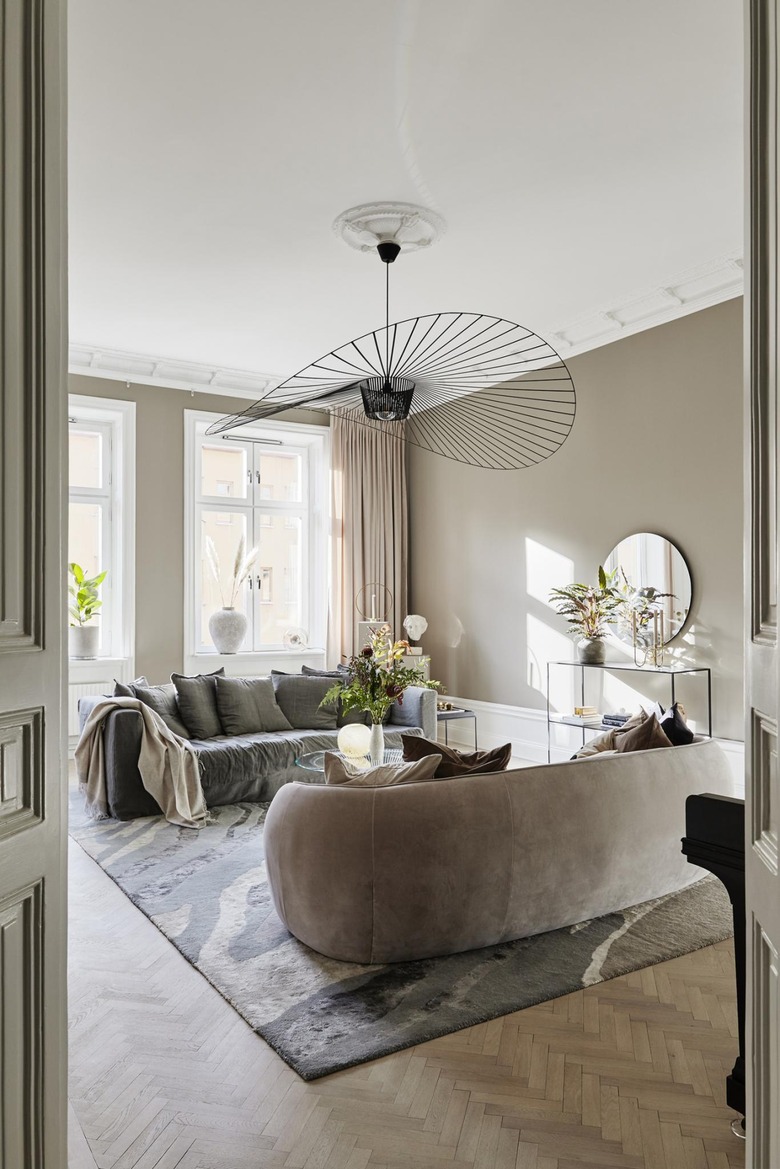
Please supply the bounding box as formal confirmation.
[681,793,746,1126]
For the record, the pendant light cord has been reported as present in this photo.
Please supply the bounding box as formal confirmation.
[385,260,390,378]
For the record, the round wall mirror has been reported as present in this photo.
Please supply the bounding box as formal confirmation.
[603,533,692,645]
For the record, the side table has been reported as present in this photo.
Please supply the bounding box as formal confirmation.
[437,707,478,750]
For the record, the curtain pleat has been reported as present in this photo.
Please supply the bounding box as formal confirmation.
[328,416,408,664]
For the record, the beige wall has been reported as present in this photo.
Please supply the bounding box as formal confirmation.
[408,298,744,740]
[68,373,326,683]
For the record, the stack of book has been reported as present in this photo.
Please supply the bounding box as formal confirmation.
[566,705,601,725]
[601,712,631,729]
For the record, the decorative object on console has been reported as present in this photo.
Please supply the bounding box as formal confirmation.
[68,561,107,659]
[204,534,257,654]
[205,202,576,472]
[321,625,437,764]
[604,532,692,657]
[355,582,392,651]
[549,565,622,664]
[402,613,428,654]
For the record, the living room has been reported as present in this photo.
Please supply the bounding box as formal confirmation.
[4,1,770,1167]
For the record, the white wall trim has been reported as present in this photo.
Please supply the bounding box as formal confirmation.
[68,251,744,398]
[549,251,743,359]
[440,694,745,792]
[70,344,280,401]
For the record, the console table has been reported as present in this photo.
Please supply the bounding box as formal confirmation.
[545,660,713,762]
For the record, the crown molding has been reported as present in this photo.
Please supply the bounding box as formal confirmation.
[68,344,280,401]
[68,251,744,397]
[548,251,743,359]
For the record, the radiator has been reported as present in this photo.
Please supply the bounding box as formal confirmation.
[68,679,113,737]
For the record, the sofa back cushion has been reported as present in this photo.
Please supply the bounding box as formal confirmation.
[401,734,512,778]
[214,676,292,736]
[113,678,189,738]
[271,673,339,730]
[171,668,226,739]
[295,665,368,726]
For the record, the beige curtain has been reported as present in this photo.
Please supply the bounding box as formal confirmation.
[328,415,408,664]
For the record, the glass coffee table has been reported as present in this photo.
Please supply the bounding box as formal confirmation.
[296,748,403,773]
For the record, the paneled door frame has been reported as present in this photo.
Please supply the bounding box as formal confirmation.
[0,0,68,1164]
[745,0,780,1162]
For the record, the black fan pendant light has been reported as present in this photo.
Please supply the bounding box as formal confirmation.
[207,202,576,470]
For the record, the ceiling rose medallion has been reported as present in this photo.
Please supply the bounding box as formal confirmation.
[208,202,576,470]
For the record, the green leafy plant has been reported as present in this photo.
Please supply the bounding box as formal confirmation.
[616,571,676,646]
[549,566,623,640]
[322,625,440,725]
[205,533,258,608]
[68,562,107,627]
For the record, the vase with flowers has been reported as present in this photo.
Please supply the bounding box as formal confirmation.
[204,534,258,653]
[323,625,438,763]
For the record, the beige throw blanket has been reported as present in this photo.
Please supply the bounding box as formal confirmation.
[76,697,208,828]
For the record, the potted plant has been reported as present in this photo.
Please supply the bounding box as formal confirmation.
[68,562,107,659]
[323,625,438,763]
[205,534,258,653]
[549,566,622,664]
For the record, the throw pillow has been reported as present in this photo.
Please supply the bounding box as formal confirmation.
[574,709,648,759]
[297,665,366,722]
[131,683,190,739]
[401,734,512,778]
[324,752,441,787]
[215,676,292,735]
[659,702,695,746]
[171,668,226,739]
[113,676,149,696]
[271,673,339,730]
[616,713,674,753]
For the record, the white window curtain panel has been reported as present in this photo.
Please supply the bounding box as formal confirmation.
[328,414,409,664]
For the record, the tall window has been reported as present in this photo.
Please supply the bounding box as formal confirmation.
[68,397,135,662]
[186,412,328,655]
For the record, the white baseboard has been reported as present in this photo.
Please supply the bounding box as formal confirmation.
[439,695,745,794]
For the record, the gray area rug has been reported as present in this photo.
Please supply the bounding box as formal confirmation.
[69,795,734,1081]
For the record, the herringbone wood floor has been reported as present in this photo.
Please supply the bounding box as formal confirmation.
[68,841,745,1169]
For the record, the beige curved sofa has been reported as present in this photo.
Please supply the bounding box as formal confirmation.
[263,737,736,964]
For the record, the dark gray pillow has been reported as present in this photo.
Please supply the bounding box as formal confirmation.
[274,667,367,727]
[271,674,339,730]
[171,668,226,740]
[113,676,149,696]
[215,676,292,735]
[132,683,190,739]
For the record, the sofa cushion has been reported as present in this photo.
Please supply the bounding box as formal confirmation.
[660,702,695,746]
[215,676,292,735]
[616,712,673,753]
[132,683,190,739]
[171,668,225,739]
[277,666,368,727]
[271,673,338,730]
[324,751,441,787]
[574,709,647,758]
[401,734,512,778]
[113,676,149,696]
[113,678,189,738]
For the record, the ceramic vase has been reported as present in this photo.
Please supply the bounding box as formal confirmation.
[208,607,248,654]
[369,722,385,766]
[577,636,606,665]
[69,624,99,659]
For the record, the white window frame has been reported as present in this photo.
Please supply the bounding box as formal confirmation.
[184,410,329,672]
[68,395,136,676]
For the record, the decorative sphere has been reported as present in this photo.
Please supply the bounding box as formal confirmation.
[337,723,371,759]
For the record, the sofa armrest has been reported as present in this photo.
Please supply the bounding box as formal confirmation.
[387,686,437,740]
[100,709,163,821]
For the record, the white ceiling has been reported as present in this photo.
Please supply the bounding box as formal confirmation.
[68,0,743,385]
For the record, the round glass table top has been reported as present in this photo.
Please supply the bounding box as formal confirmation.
[296,748,404,773]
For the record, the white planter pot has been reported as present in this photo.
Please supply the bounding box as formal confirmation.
[208,607,248,654]
[368,722,385,766]
[69,624,99,660]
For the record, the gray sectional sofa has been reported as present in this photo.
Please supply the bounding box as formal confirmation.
[77,683,436,820]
